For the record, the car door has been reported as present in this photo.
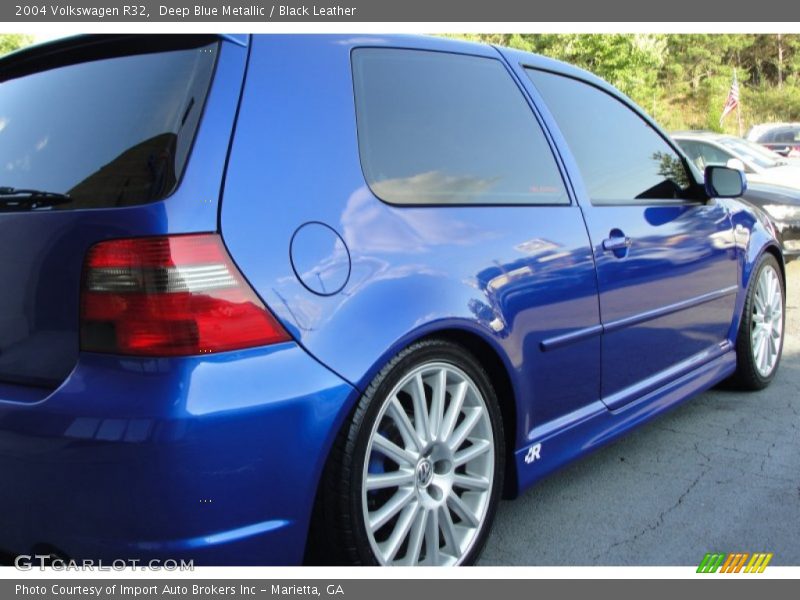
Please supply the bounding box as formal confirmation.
[517,67,739,409]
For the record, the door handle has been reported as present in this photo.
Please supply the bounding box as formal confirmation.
[602,235,632,252]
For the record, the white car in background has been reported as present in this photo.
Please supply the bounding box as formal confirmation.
[673,131,800,190]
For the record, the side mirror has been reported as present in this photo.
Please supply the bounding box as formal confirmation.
[775,145,792,157]
[726,157,746,172]
[705,165,747,198]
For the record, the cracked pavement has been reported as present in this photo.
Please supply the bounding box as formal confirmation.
[481,260,800,566]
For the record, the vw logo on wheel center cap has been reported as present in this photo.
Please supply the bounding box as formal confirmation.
[416,458,433,488]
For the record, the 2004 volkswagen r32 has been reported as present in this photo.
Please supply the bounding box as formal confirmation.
[0,34,786,566]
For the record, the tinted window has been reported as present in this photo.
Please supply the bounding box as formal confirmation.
[0,41,217,210]
[772,129,800,143]
[759,131,778,142]
[760,127,800,143]
[526,69,691,204]
[352,49,568,205]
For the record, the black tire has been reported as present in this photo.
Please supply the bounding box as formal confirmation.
[729,253,785,390]
[309,339,505,566]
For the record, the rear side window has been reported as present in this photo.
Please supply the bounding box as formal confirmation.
[526,69,692,204]
[768,129,800,143]
[352,48,568,206]
[0,40,217,210]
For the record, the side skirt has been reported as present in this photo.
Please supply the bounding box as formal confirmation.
[512,350,736,495]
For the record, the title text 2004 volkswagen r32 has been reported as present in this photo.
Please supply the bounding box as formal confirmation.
[0,34,785,566]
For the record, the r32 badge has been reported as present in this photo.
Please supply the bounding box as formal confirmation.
[524,443,542,464]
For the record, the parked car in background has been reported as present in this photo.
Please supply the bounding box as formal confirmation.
[741,183,800,262]
[0,34,786,567]
[674,131,800,189]
[746,123,800,157]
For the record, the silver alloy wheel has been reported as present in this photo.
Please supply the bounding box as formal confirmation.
[361,362,495,566]
[751,264,784,378]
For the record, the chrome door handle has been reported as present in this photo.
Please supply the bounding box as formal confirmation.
[602,236,632,251]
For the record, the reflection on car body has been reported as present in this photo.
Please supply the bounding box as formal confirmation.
[0,34,787,567]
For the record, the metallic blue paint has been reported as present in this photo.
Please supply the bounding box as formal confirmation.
[289,222,352,296]
[514,350,737,492]
[0,344,355,565]
[0,34,784,564]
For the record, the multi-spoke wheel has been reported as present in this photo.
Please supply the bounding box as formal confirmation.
[750,264,783,378]
[730,253,785,390]
[313,339,504,566]
[363,362,495,565]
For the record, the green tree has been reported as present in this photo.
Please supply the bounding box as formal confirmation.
[446,33,800,132]
[0,34,34,56]
[451,33,666,107]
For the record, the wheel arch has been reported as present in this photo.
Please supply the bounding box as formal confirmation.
[303,323,521,563]
[728,200,786,344]
[762,244,786,291]
[367,323,522,499]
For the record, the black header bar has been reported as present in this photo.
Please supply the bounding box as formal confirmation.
[3,0,800,22]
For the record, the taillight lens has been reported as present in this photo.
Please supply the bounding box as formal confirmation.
[80,234,290,356]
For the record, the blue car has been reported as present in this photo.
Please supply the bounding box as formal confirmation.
[0,34,786,566]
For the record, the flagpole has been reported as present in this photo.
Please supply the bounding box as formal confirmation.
[735,68,744,137]
[720,68,741,134]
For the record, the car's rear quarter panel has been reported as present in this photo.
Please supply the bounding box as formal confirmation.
[0,36,355,564]
[220,35,603,459]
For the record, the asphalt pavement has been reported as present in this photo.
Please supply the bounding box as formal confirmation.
[481,261,800,566]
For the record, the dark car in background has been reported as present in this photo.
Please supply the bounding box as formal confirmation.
[747,123,800,158]
[742,183,800,261]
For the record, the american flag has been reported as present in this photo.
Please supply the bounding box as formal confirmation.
[720,70,740,125]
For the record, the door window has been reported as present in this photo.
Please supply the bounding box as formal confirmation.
[526,69,693,204]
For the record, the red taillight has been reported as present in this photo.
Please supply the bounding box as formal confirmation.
[80,234,290,356]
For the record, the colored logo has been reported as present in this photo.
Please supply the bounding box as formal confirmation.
[697,552,773,573]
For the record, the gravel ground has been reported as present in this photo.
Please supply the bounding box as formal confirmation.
[481,260,800,566]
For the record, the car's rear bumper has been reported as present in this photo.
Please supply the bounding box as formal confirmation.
[0,343,356,565]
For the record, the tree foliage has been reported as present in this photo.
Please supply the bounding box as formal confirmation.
[3,33,799,134]
[0,34,34,57]
[449,34,800,133]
